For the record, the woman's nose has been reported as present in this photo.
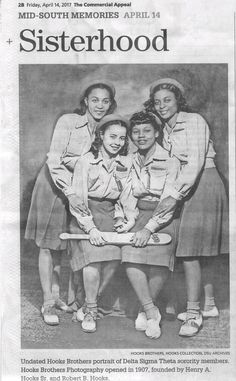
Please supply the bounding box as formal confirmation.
[160,101,165,108]
[96,101,103,108]
[138,132,145,138]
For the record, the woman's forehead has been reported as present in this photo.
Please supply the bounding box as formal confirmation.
[88,87,110,98]
[105,124,127,133]
[154,88,175,98]
[132,123,154,129]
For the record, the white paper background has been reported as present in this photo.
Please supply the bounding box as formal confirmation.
[0,0,236,380]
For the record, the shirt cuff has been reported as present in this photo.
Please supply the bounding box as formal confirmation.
[125,209,139,221]
[145,219,160,233]
[78,217,96,234]
[63,187,75,197]
[114,209,124,220]
[162,185,183,201]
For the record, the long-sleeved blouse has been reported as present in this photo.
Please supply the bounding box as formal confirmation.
[69,152,137,233]
[162,111,216,200]
[46,113,96,196]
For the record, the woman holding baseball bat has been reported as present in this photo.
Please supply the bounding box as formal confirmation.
[116,111,181,339]
[25,79,117,325]
[68,114,137,333]
[144,78,228,336]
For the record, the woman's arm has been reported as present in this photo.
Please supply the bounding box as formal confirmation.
[153,114,210,216]
[46,114,76,195]
[69,156,96,233]
[69,156,106,246]
[114,166,139,232]
[131,209,174,247]
[144,156,180,229]
[165,113,210,200]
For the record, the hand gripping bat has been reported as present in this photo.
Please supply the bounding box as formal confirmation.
[60,232,171,245]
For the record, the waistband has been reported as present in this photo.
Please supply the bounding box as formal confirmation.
[88,197,116,205]
[137,199,159,211]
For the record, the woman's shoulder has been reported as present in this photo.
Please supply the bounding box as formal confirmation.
[56,113,88,129]
[153,143,169,160]
[118,154,134,169]
[75,152,95,168]
[80,151,95,162]
[180,111,207,125]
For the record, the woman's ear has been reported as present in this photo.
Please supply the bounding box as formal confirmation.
[155,130,159,139]
[84,97,88,107]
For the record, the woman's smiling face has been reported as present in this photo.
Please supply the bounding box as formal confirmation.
[131,123,158,152]
[153,89,178,121]
[85,88,111,121]
[101,124,127,157]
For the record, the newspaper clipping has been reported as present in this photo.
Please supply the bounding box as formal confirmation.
[1,0,236,380]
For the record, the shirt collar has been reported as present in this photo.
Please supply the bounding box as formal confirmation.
[175,111,187,124]
[91,151,126,167]
[133,142,168,167]
[164,111,187,132]
[74,113,89,129]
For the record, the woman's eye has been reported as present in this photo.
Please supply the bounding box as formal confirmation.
[103,99,110,104]
[120,137,126,141]
[132,130,139,134]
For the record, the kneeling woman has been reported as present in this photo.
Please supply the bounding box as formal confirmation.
[68,114,136,333]
[117,111,180,339]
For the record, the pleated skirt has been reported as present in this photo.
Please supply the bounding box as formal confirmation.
[69,199,121,271]
[176,168,229,257]
[24,164,68,250]
[121,200,179,271]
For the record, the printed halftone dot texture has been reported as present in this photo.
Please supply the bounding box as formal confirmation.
[21,250,229,349]
[19,64,229,349]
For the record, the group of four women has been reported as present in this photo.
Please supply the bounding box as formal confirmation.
[25,77,228,339]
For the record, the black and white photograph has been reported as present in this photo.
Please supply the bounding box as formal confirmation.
[20,63,229,349]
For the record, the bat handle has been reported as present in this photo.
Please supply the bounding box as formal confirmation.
[60,233,70,240]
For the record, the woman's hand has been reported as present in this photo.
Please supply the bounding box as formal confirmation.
[89,228,106,246]
[113,217,125,230]
[68,194,90,216]
[131,228,151,247]
[115,218,136,233]
[153,196,177,217]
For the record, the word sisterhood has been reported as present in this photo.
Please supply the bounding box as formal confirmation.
[19,28,169,52]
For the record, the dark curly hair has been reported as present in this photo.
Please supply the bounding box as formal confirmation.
[90,120,129,159]
[144,83,191,116]
[74,83,117,115]
[129,111,163,144]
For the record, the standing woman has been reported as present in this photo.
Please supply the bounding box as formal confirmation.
[145,78,228,336]
[68,114,136,333]
[25,80,116,325]
[117,111,180,339]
